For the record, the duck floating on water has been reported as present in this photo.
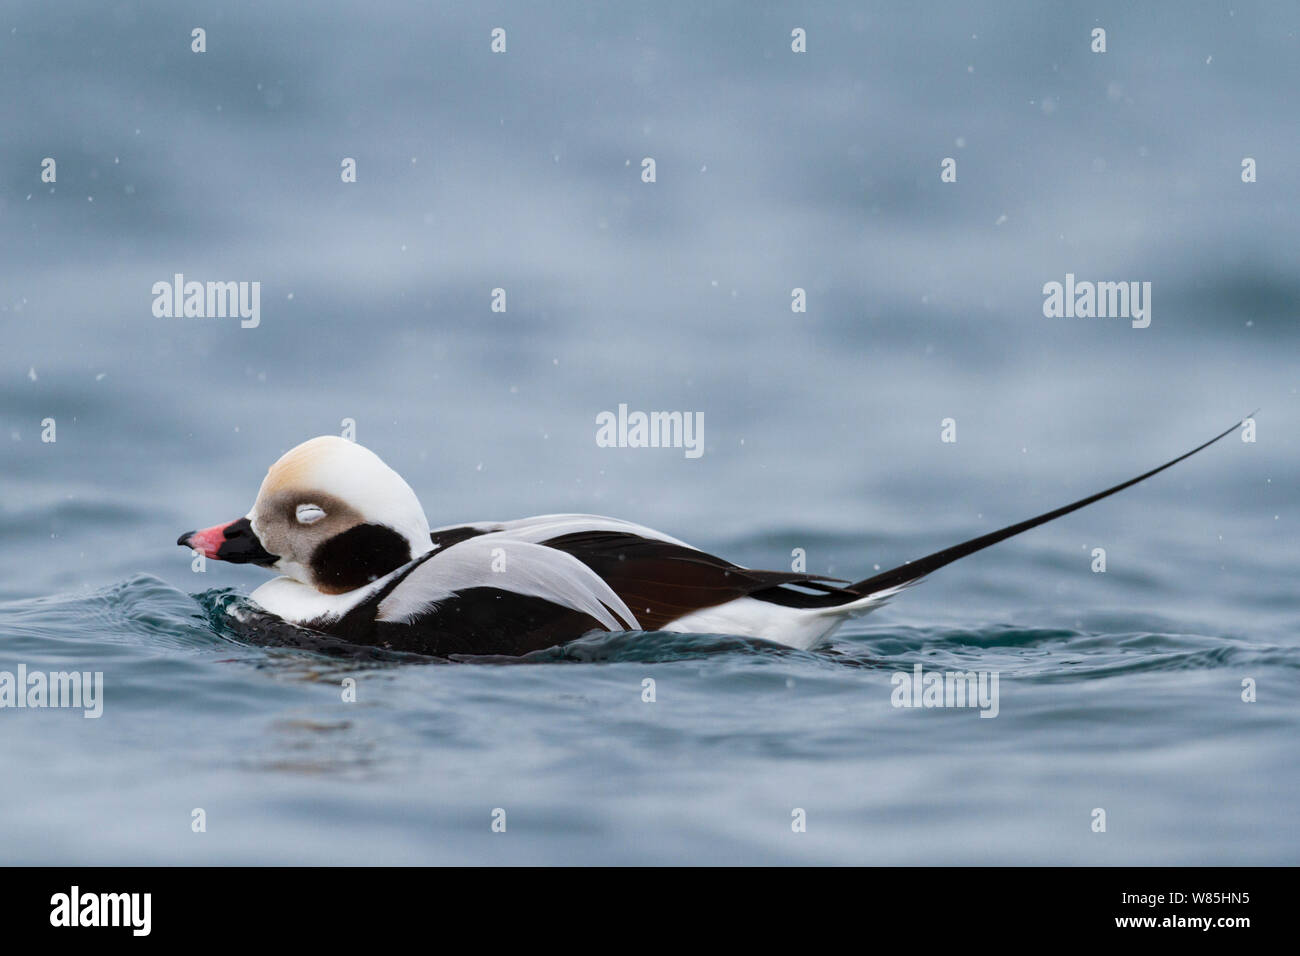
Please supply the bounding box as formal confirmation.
[179,418,1247,656]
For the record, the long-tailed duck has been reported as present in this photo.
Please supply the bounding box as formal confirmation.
[178,419,1246,656]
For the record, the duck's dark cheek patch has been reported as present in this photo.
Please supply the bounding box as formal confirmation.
[311,523,412,594]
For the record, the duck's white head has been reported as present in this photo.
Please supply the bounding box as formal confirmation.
[178,436,433,593]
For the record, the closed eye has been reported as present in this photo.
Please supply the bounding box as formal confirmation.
[296,503,326,525]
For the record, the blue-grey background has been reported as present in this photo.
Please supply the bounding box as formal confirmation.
[1,0,1296,863]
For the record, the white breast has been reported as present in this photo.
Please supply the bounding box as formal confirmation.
[249,574,391,624]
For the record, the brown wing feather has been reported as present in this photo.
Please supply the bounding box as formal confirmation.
[540,530,850,630]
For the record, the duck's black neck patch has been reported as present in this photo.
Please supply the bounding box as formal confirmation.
[311,523,412,594]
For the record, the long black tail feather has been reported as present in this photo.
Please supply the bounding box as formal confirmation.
[847,414,1252,599]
